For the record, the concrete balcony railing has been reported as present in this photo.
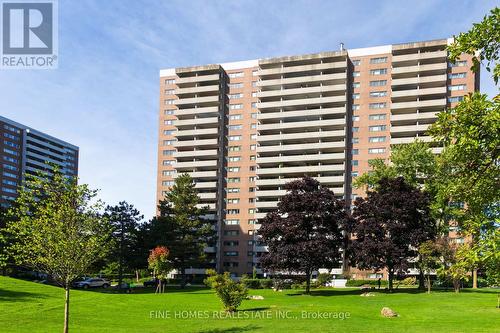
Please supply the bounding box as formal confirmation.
[175,160,218,169]
[390,136,433,145]
[258,130,346,142]
[175,128,219,137]
[174,117,219,127]
[257,164,344,175]
[174,170,217,178]
[256,201,280,208]
[392,87,446,98]
[258,118,345,131]
[199,192,217,200]
[256,175,344,186]
[174,95,219,106]
[257,95,346,109]
[257,152,345,165]
[175,74,220,84]
[173,138,219,147]
[390,123,431,134]
[259,61,347,76]
[258,107,346,120]
[391,62,447,75]
[256,84,345,98]
[254,246,269,253]
[197,203,216,210]
[257,73,347,87]
[174,106,219,117]
[175,85,219,95]
[174,149,218,158]
[391,74,447,87]
[390,111,439,122]
[195,181,217,189]
[391,98,446,111]
[392,50,447,63]
[257,141,345,153]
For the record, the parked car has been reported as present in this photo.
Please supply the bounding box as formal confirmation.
[143,279,157,287]
[75,278,110,289]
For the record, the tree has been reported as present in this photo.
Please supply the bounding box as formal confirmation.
[148,246,172,293]
[104,201,143,289]
[204,269,247,312]
[148,174,215,287]
[418,240,442,293]
[348,177,437,291]
[5,169,112,333]
[435,240,472,293]
[259,177,348,294]
[431,7,500,289]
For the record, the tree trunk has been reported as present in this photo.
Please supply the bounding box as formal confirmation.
[135,269,139,283]
[453,279,460,293]
[426,274,431,294]
[388,268,394,292]
[63,286,70,333]
[418,270,425,290]
[472,269,478,289]
[305,269,311,294]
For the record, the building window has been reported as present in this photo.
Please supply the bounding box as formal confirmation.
[165,89,175,95]
[228,135,242,141]
[248,219,258,225]
[163,130,175,135]
[3,164,17,171]
[249,155,256,161]
[229,93,243,99]
[2,179,17,186]
[252,70,258,76]
[248,176,256,182]
[229,114,243,120]
[352,60,361,66]
[249,166,256,171]
[227,198,240,204]
[229,72,244,78]
[369,136,386,143]
[162,181,174,186]
[352,127,359,132]
[369,102,386,109]
[251,113,258,119]
[227,209,240,214]
[223,241,239,246]
[369,91,387,97]
[369,68,387,75]
[352,137,359,144]
[228,156,241,162]
[3,133,18,140]
[369,114,386,120]
[229,104,243,110]
[352,104,360,111]
[252,81,257,87]
[250,134,257,140]
[164,120,173,125]
[352,116,360,121]
[370,57,387,64]
[352,149,359,155]
[224,251,239,257]
[162,150,175,156]
[251,102,257,108]
[3,125,20,133]
[368,148,386,154]
[164,109,174,115]
[448,96,464,103]
[3,148,18,156]
[370,80,387,86]
[251,123,257,129]
[252,92,258,97]
[449,60,467,67]
[248,208,255,214]
[162,170,175,176]
[352,171,358,177]
[164,99,174,105]
[250,144,256,150]
[249,187,256,192]
[448,84,466,91]
[229,125,243,130]
[229,82,244,88]
[353,71,360,77]
[224,230,239,236]
[352,93,360,100]
[162,160,174,166]
[227,188,240,193]
[228,167,240,172]
[353,82,360,88]
[369,125,387,132]
[352,160,358,166]
[164,79,175,84]
[229,146,241,152]
[228,177,240,183]
[448,72,466,79]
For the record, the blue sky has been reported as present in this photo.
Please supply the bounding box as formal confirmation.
[0,0,497,220]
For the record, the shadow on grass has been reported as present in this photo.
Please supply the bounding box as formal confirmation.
[197,324,260,333]
[0,288,47,302]
[239,307,271,312]
[83,286,213,295]
[284,288,435,297]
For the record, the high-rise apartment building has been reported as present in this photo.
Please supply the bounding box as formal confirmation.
[157,38,478,277]
[0,116,79,208]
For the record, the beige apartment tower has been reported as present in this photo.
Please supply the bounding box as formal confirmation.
[157,38,478,277]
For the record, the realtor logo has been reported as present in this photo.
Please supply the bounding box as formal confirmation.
[1,0,58,69]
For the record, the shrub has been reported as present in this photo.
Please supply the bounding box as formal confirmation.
[399,277,416,286]
[345,279,388,287]
[204,270,248,312]
[273,279,292,290]
[240,276,262,289]
[316,273,332,286]
[260,279,273,289]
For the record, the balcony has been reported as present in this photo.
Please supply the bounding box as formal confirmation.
[391,74,447,87]
[392,87,446,98]
[174,95,219,106]
[257,141,345,153]
[258,130,346,142]
[390,111,439,122]
[174,170,217,179]
[176,74,220,84]
[257,96,346,109]
[175,160,217,169]
[256,175,344,186]
[391,98,446,111]
[175,85,219,95]
[174,106,219,116]
[257,164,344,175]
[391,63,447,75]
[259,61,346,76]
[390,136,433,145]
[175,117,219,127]
[390,124,431,134]
[256,84,345,98]
[258,118,345,131]
[173,138,218,147]
[174,149,218,158]
[392,50,447,63]
[257,73,347,87]
[257,152,345,165]
[175,128,219,137]
[258,107,346,120]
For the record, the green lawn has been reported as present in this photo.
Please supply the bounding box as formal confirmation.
[0,277,498,333]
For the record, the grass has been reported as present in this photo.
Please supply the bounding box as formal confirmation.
[0,276,498,333]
